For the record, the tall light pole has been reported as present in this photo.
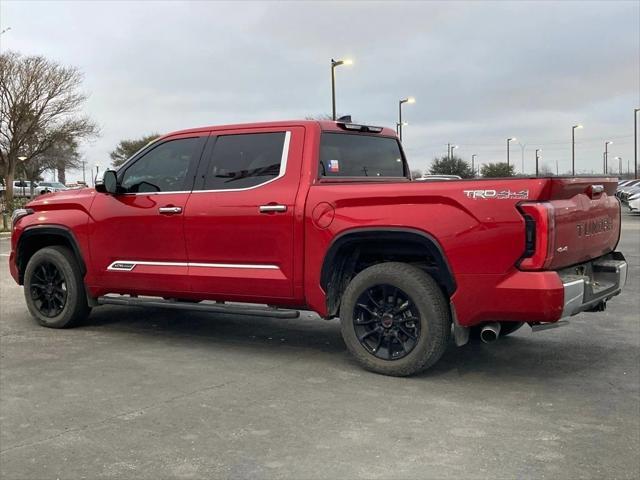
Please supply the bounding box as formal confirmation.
[535,149,541,177]
[396,122,408,135]
[330,58,353,121]
[447,144,458,160]
[471,154,477,176]
[506,137,516,166]
[614,157,622,176]
[635,108,639,179]
[571,124,583,176]
[604,141,612,174]
[398,97,415,142]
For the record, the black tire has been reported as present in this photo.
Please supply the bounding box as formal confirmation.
[470,321,525,339]
[23,246,91,328]
[340,262,451,377]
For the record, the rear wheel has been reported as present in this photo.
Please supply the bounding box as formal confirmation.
[340,262,451,377]
[24,246,91,328]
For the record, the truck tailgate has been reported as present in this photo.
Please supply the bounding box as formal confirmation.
[543,178,620,270]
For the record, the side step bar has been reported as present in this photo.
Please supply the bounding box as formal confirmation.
[97,296,300,319]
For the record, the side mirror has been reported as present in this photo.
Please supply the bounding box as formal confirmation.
[96,170,118,194]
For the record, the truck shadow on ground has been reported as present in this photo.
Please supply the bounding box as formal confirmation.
[85,305,626,383]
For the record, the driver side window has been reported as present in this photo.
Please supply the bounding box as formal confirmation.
[120,137,201,193]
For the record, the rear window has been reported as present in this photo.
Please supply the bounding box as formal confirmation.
[319,133,406,177]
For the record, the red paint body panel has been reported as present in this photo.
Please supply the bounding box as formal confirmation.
[8,120,622,328]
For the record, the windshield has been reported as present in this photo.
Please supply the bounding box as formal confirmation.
[319,133,406,177]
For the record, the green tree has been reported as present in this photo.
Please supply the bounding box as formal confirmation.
[429,156,473,178]
[110,133,159,167]
[410,168,423,179]
[480,162,516,177]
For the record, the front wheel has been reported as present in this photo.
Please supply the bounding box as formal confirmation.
[23,246,91,328]
[340,262,451,377]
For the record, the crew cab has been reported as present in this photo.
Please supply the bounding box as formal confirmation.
[9,120,628,376]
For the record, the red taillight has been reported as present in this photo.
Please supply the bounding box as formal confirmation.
[517,202,555,270]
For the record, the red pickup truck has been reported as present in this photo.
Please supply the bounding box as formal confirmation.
[9,120,627,376]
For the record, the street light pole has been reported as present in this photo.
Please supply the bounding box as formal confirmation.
[448,144,458,161]
[506,137,516,167]
[604,141,612,174]
[330,58,352,121]
[82,160,86,184]
[471,154,477,176]
[635,108,639,179]
[572,124,583,176]
[535,149,541,177]
[614,157,622,176]
[398,97,415,142]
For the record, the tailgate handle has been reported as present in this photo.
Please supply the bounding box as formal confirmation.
[589,184,604,198]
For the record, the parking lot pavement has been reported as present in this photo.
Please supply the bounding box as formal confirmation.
[0,213,638,480]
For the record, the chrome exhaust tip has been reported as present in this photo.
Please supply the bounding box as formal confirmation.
[480,322,501,344]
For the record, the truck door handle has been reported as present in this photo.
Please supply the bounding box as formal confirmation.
[259,205,287,213]
[158,206,183,214]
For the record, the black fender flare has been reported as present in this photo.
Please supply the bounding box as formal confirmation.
[320,227,457,296]
[16,226,87,283]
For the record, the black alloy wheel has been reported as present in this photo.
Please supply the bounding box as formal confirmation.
[353,284,421,360]
[29,261,68,317]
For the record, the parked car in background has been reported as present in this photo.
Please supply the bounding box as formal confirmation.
[65,182,89,190]
[617,179,640,201]
[37,182,69,194]
[1,180,40,198]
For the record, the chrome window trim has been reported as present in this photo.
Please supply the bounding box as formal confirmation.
[107,260,279,271]
[116,130,291,196]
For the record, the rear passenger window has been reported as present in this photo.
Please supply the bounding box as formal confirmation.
[204,132,287,190]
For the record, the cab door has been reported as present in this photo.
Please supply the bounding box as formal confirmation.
[89,133,208,296]
[183,126,304,300]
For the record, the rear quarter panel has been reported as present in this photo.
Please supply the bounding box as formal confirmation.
[304,178,550,318]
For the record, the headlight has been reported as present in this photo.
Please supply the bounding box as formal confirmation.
[11,208,34,226]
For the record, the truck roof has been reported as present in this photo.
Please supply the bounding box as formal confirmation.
[163,120,398,139]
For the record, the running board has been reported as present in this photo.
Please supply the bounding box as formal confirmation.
[97,296,300,319]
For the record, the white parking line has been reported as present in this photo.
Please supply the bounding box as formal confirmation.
[0,253,9,257]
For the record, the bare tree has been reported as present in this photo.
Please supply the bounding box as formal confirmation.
[0,51,98,204]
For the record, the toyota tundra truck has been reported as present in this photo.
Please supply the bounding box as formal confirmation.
[8,119,628,376]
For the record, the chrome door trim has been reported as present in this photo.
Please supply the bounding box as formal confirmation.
[116,130,292,196]
[107,260,279,271]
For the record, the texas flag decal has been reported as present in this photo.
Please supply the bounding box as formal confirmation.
[328,159,340,173]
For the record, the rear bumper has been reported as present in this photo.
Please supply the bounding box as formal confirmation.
[560,251,627,318]
[452,251,627,327]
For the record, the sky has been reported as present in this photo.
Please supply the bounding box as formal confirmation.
[1,0,639,181]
